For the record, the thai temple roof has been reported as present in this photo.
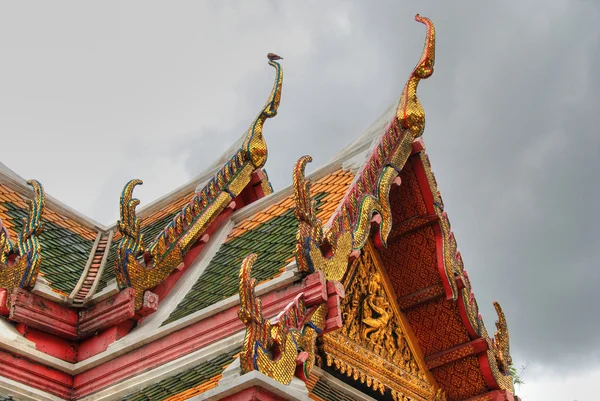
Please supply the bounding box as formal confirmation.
[0,15,518,401]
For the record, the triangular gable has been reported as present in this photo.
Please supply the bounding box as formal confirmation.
[322,240,439,401]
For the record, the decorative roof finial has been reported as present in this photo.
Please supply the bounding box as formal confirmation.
[492,301,512,374]
[114,55,285,311]
[397,14,435,138]
[116,179,145,289]
[242,53,284,169]
[293,156,323,274]
[0,179,46,301]
[292,155,353,280]
[238,253,327,383]
[18,180,45,284]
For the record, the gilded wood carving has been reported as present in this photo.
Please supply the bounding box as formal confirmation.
[116,55,283,310]
[492,301,512,375]
[0,180,46,307]
[291,15,436,287]
[238,253,327,384]
[322,243,444,401]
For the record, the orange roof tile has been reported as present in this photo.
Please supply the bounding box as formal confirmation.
[227,169,354,241]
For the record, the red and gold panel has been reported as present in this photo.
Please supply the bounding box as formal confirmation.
[321,242,442,401]
[405,298,471,357]
[381,225,442,298]
[389,161,429,231]
[432,356,488,401]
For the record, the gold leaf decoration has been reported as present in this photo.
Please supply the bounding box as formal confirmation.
[0,180,46,306]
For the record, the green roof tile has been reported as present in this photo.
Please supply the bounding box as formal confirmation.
[162,192,331,326]
[121,347,240,401]
[96,205,186,293]
[3,205,96,294]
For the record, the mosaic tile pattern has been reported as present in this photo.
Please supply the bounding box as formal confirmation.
[0,184,97,294]
[406,297,471,357]
[432,356,488,401]
[96,191,195,292]
[382,223,442,299]
[162,169,354,325]
[378,153,493,400]
[388,160,430,237]
[122,348,240,401]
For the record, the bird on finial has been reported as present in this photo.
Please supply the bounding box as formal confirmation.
[267,53,283,61]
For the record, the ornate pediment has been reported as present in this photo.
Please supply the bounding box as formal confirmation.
[321,242,444,401]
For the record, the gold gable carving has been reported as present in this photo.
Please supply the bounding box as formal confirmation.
[321,242,444,401]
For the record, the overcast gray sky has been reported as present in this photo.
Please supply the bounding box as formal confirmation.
[0,2,598,400]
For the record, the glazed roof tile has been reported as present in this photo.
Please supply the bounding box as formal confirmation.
[121,347,240,401]
[162,169,355,325]
[96,190,196,292]
[0,184,97,294]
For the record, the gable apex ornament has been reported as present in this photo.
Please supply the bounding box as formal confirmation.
[115,54,284,310]
[292,14,436,285]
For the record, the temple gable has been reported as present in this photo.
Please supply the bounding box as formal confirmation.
[322,241,443,401]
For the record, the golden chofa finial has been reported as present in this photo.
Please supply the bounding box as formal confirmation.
[242,53,284,169]
[397,14,435,138]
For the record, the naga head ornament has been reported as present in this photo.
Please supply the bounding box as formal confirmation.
[117,179,144,254]
[0,179,46,296]
[493,301,512,374]
[293,156,324,274]
[292,156,353,280]
[116,179,145,289]
[238,253,328,384]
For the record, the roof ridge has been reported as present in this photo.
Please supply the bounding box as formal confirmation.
[103,156,228,232]
[230,159,345,224]
[0,161,107,232]
[329,100,399,165]
[112,56,284,310]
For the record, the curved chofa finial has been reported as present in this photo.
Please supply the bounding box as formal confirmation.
[293,156,352,281]
[492,301,512,375]
[242,54,284,169]
[397,14,435,139]
[115,55,284,311]
[0,180,45,305]
[291,17,436,284]
[238,253,327,384]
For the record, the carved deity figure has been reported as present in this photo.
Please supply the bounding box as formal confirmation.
[361,273,392,346]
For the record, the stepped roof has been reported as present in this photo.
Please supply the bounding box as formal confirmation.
[0,15,517,401]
